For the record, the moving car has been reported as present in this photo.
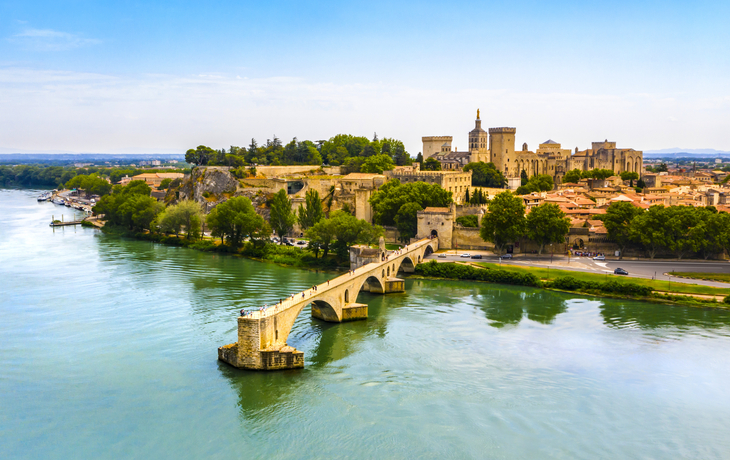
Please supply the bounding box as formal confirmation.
[470,255,483,259]
[460,253,471,258]
[437,254,447,258]
[593,255,605,260]
[500,254,513,259]
[614,268,628,275]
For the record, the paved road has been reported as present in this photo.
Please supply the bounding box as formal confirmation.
[425,252,730,289]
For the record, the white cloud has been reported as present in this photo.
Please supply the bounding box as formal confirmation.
[8,28,101,51]
[0,67,728,154]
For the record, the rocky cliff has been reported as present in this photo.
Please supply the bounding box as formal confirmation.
[173,166,271,215]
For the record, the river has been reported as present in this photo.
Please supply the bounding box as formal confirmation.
[2,188,730,459]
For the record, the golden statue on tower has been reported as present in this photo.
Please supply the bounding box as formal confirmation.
[477,108,480,119]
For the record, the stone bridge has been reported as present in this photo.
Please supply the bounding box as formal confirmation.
[218,238,439,370]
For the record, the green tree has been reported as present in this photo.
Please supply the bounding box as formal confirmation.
[297,189,324,230]
[520,169,528,186]
[707,212,730,258]
[463,162,507,188]
[391,142,412,166]
[515,174,554,195]
[423,157,441,171]
[369,179,452,230]
[416,152,423,166]
[185,145,215,165]
[329,210,383,261]
[269,189,296,242]
[620,171,639,186]
[629,205,668,259]
[480,191,527,255]
[604,201,643,259]
[360,154,395,174]
[469,189,488,205]
[206,196,269,248]
[159,178,173,190]
[306,217,336,258]
[525,204,570,255]
[65,174,112,197]
[93,180,162,231]
[342,157,366,174]
[562,169,583,184]
[117,194,164,231]
[688,207,721,259]
[584,169,615,180]
[394,202,423,242]
[664,206,702,259]
[456,215,479,227]
[155,200,204,239]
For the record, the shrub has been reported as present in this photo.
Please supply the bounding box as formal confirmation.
[548,276,652,297]
[724,295,730,305]
[414,261,542,287]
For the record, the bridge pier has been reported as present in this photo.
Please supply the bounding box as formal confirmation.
[218,315,305,370]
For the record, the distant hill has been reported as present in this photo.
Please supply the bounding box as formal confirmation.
[0,153,184,162]
[644,148,730,160]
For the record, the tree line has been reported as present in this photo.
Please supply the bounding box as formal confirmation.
[0,164,189,189]
[184,133,412,173]
[603,201,730,259]
[92,181,383,265]
[474,191,730,260]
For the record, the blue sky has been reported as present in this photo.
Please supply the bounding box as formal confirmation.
[1,0,729,154]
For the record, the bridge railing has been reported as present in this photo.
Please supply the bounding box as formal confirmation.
[238,238,435,319]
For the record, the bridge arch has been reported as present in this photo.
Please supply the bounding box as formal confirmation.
[424,245,434,257]
[398,255,416,273]
[311,299,340,323]
[357,275,385,296]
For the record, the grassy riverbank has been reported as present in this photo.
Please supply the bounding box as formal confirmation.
[476,262,730,297]
[669,272,730,283]
[100,226,343,271]
[414,261,730,308]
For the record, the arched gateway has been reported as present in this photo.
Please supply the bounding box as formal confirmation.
[218,238,440,370]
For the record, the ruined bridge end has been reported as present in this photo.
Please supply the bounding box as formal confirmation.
[217,238,438,370]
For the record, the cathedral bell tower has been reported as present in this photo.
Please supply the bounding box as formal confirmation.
[468,109,489,163]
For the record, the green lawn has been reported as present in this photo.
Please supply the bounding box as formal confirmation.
[476,262,730,296]
[671,272,730,283]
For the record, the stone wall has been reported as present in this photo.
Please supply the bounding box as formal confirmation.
[453,226,494,250]
[382,226,401,243]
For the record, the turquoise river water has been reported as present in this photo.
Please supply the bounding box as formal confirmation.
[2,188,730,459]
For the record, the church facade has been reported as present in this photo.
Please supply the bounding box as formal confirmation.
[424,111,643,187]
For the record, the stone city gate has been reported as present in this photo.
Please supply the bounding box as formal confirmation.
[218,238,438,370]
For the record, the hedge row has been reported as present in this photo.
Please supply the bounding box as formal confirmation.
[547,276,653,297]
[414,261,542,287]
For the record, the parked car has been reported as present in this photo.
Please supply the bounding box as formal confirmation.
[437,254,447,258]
[296,241,307,246]
[460,253,471,258]
[614,268,628,275]
[593,255,605,260]
[500,254,513,259]
[470,255,483,259]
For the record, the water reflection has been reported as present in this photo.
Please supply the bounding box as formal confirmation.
[600,301,730,332]
[478,288,568,327]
